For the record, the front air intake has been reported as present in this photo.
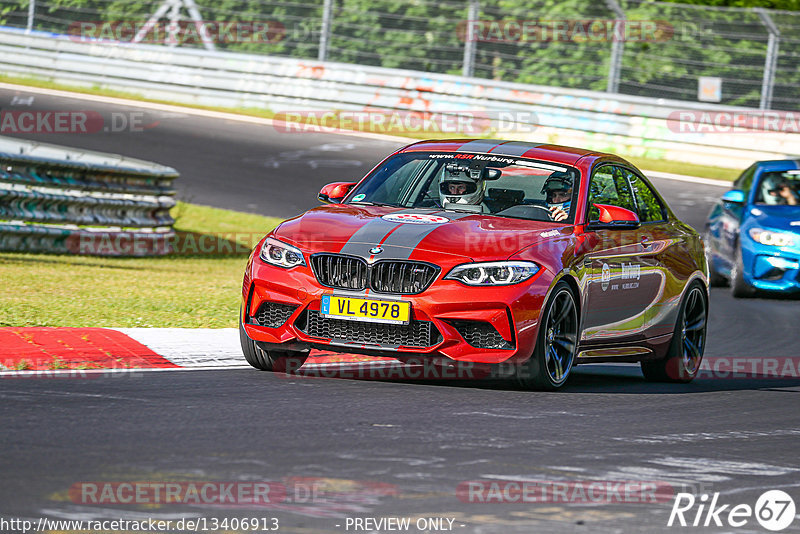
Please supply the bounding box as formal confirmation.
[448,320,514,350]
[251,302,298,328]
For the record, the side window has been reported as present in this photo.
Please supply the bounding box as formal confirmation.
[370,159,427,204]
[624,169,666,223]
[733,165,756,194]
[587,165,636,221]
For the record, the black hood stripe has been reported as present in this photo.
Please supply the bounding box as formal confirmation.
[337,208,422,255]
[339,210,474,260]
[378,211,474,258]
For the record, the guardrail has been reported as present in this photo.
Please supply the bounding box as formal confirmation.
[0,136,178,256]
[1,28,798,170]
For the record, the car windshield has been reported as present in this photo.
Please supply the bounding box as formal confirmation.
[345,152,580,223]
[754,170,800,206]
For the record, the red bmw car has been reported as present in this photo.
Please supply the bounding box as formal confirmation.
[240,140,709,389]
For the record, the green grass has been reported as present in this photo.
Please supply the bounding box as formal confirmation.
[1,73,742,181]
[628,156,739,181]
[0,202,283,328]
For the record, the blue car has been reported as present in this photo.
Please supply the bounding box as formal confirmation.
[705,160,800,297]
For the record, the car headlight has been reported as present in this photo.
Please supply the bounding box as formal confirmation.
[748,228,796,247]
[259,237,306,268]
[445,261,539,286]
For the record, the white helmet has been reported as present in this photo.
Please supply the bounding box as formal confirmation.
[439,163,485,206]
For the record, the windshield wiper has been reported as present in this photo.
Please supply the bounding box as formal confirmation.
[349,201,398,208]
[442,206,483,214]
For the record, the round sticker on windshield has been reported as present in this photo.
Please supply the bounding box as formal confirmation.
[352,194,366,202]
[382,213,449,224]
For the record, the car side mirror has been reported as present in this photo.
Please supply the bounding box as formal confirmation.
[721,189,746,204]
[318,182,357,203]
[587,203,641,230]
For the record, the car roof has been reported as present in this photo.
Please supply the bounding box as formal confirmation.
[397,139,627,167]
[755,159,800,173]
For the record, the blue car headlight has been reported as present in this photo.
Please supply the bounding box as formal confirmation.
[748,228,796,248]
[445,261,539,286]
[259,237,306,268]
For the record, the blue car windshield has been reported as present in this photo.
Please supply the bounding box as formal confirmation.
[755,171,800,206]
[345,152,581,223]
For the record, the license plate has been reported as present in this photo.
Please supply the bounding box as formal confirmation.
[320,295,411,325]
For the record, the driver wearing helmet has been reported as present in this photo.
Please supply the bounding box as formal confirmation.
[759,174,799,205]
[542,172,573,222]
[439,163,485,211]
[769,181,799,206]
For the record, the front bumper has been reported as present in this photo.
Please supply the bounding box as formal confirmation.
[748,252,800,292]
[241,257,548,365]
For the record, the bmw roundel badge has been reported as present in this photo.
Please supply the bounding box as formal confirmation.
[369,246,383,254]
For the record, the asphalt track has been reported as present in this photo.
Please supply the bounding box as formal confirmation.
[1,86,799,533]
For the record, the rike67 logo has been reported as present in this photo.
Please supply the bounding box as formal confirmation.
[668,490,795,531]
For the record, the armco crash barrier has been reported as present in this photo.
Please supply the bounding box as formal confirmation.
[0,136,178,256]
[0,28,798,168]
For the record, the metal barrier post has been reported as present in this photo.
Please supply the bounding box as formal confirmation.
[26,0,35,33]
[755,8,779,110]
[462,0,479,78]
[605,0,625,94]
[318,0,333,62]
[134,0,215,50]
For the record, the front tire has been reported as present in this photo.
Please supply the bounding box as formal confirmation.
[641,282,707,383]
[731,246,756,298]
[239,319,308,372]
[514,281,579,391]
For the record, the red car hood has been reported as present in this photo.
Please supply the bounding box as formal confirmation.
[273,204,572,262]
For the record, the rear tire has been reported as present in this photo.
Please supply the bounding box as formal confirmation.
[514,281,578,391]
[239,317,308,372]
[641,282,707,383]
[731,246,756,298]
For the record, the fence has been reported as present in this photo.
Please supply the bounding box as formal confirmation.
[1,0,798,111]
[0,136,179,255]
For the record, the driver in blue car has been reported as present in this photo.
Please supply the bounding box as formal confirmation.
[770,181,799,206]
[542,173,573,222]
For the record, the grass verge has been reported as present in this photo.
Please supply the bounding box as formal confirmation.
[0,202,282,328]
[2,74,740,181]
[629,156,738,182]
